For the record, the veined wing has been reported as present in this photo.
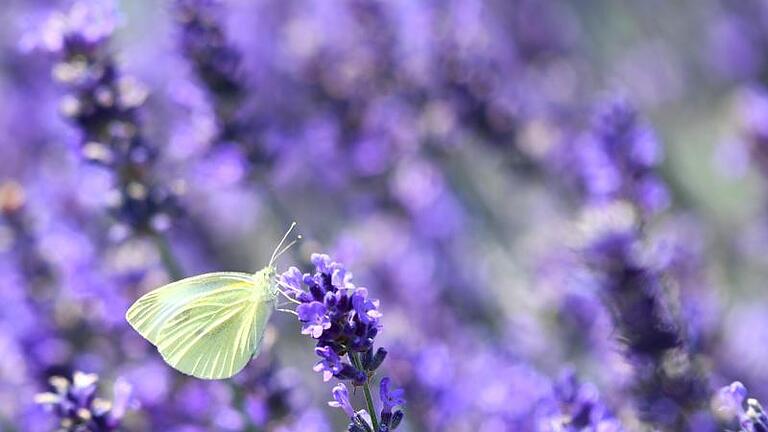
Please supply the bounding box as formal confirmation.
[155,285,274,379]
[125,272,255,345]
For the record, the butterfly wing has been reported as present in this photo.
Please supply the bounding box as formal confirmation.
[125,272,255,345]
[154,281,275,380]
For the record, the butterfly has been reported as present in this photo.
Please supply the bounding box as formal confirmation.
[125,223,299,379]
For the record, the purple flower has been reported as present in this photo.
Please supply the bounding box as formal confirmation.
[313,346,343,382]
[174,0,244,105]
[311,253,333,274]
[27,1,118,53]
[579,205,708,426]
[715,382,748,422]
[331,265,353,289]
[283,255,381,354]
[35,371,132,432]
[379,377,405,415]
[328,383,355,419]
[280,266,305,293]
[297,301,332,338]
[714,382,768,432]
[739,87,768,180]
[574,97,669,214]
[351,288,383,325]
[536,370,623,432]
[173,0,276,168]
[282,253,404,430]
[34,1,182,237]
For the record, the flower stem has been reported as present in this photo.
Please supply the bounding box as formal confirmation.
[350,352,379,431]
[150,231,184,280]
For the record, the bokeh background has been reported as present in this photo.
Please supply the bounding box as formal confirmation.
[3,0,768,431]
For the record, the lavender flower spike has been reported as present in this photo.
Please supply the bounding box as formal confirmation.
[37,0,181,237]
[281,253,405,431]
[35,371,132,432]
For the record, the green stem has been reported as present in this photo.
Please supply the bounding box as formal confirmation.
[150,231,184,280]
[350,352,379,431]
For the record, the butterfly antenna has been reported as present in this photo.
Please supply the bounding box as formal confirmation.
[273,235,302,263]
[269,222,297,266]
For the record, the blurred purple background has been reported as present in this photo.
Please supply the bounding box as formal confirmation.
[3,0,768,430]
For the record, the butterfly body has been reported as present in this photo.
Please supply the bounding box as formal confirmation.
[125,266,278,380]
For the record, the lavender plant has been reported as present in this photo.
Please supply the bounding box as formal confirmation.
[35,1,182,266]
[35,372,131,432]
[707,5,768,406]
[280,254,404,431]
[5,0,768,430]
[172,0,271,167]
[569,98,711,429]
[535,370,623,431]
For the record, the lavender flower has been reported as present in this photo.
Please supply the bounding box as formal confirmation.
[231,357,324,429]
[173,0,272,168]
[297,302,332,338]
[578,204,711,429]
[35,371,132,432]
[3,0,764,430]
[283,254,382,357]
[37,1,181,237]
[573,97,669,214]
[281,253,405,432]
[329,383,356,419]
[739,87,768,179]
[378,378,403,415]
[714,382,768,432]
[573,99,711,428]
[536,370,623,432]
[174,0,245,118]
[0,182,55,299]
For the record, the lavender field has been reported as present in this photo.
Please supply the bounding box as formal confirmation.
[4,0,768,431]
